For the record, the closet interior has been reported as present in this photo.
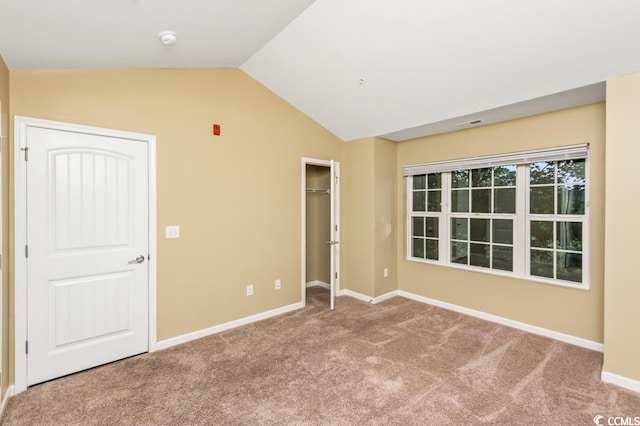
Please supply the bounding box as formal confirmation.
[305,164,331,299]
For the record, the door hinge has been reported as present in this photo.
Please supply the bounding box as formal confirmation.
[335,175,339,184]
[21,147,29,161]
[25,245,29,258]
[335,272,338,279]
[25,341,29,354]
[0,253,2,269]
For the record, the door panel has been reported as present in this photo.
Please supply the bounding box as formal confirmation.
[27,127,149,386]
[329,160,340,310]
[51,272,134,348]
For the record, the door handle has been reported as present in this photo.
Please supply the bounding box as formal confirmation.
[325,241,340,245]
[128,255,145,264]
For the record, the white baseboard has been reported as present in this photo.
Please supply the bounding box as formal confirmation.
[156,302,304,350]
[602,371,640,393]
[337,289,398,304]
[0,385,14,421]
[338,289,373,303]
[397,290,604,352]
[306,280,330,289]
[372,290,399,304]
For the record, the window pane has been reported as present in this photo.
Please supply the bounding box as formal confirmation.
[471,189,491,213]
[557,252,582,282]
[428,173,441,189]
[451,218,468,240]
[556,222,582,252]
[493,246,513,271]
[413,191,426,212]
[493,219,513,245]
[425,217,438,238]
[412,216,425,237]
[557,159,585,185]
[451,189,469,212]
[494,188,516,213]
[530,186,554,214]
[413,175,426,190]
[557,185,585,215]
[412,238,425,258]
[470,219,490,242]
[494,165,516,187]
[472,168,492,187]
[451,241,468,264]
[531,249,554,278]
[530,162,555,185]
[531,221,553,248]
[427,190,441,212]
[426,239,439,260]
[452,170,469,188]
[470,243,490,268]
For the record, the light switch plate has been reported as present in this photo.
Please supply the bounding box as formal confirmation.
[165,225,180,239]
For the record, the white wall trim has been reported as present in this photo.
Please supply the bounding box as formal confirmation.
[338,289,399,304]
[0,386,14,421]
[601,371,640,394]
[306,280,330,289]
[397,290,604,352]
[157,302,304,350]
[13,116,158,394]
[147,135,158,353]
[372,290,399,304]
[338,289,373,303]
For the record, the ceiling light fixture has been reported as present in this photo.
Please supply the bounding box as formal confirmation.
[158,31,177,45]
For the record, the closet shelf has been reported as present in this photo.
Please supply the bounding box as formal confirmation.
[306,188,330,194]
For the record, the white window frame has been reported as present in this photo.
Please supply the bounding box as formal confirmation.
[404,145,590,290]
[524,159,590,288]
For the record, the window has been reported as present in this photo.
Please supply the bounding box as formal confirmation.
[405,145,589,288]
[528,160,586,283]
[410,173,441,260]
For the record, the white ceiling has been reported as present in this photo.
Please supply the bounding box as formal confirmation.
[0,0,316,69]
[2,1,640,141]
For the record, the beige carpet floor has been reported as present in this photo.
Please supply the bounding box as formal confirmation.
[2,287,640,425]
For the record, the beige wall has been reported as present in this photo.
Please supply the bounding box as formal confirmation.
[342,137,398,298]
[305,165,330,284]
[342,138,375,296]
[373,138,397,297]
[0,55,9,398]
[9,68,343,342]
[396,103,606,342]
[604,73,640,381]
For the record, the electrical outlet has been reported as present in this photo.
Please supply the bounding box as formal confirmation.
[246,284,254,296]
[275,279,281,290]
[383,267,389,278]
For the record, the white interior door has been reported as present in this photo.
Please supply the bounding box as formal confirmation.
[25,125,150,386]
[329,161,340,310]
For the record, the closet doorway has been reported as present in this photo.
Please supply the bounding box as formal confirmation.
[301,158,340,310]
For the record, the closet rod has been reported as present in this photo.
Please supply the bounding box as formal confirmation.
[305,188,330,194]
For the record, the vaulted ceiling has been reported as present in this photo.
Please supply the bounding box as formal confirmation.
[1,0,639,141]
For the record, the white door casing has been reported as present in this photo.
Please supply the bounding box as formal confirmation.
[301,157,340,308]
[14,116,157,392]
